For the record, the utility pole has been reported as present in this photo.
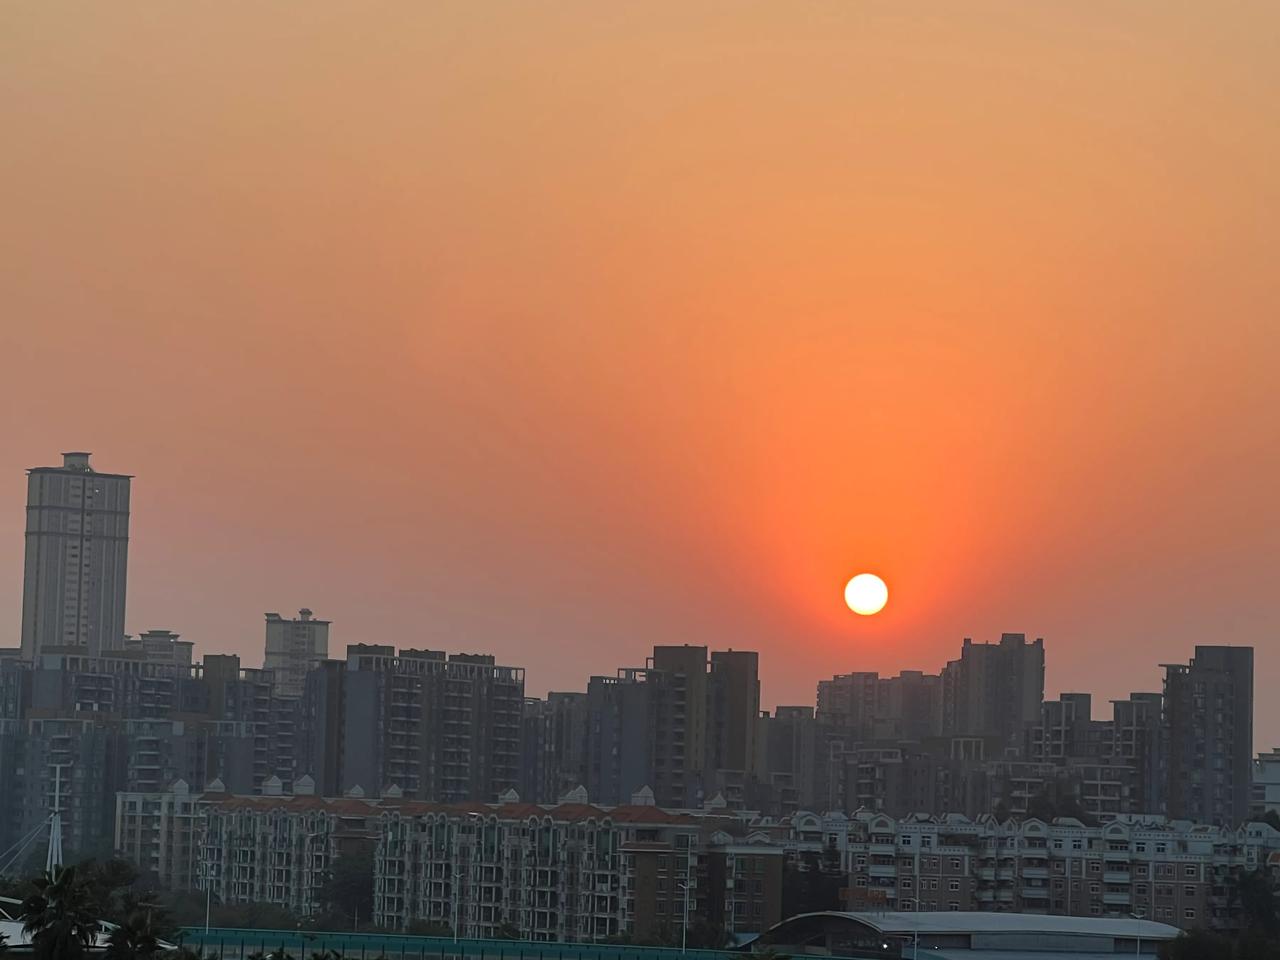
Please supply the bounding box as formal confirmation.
[900,897,920,960]
[204,859,213,937]
[1130,911,1145,956]
[680,839,694,954]
[46,764,66,872]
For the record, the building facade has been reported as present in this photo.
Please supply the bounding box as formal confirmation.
[302,645,524,803]
[785,809,1280,933]
[264,609,330,698]
[21,452,131,660]
[1163,646,1253,826]
[373,799,782,941]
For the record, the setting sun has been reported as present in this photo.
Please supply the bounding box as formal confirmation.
[845,573,889,616]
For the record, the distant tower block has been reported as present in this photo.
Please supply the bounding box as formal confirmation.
[263,608,331,698]
[21,452,132,659]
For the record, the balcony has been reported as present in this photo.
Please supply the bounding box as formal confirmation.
[1104,871,1132,884]
[1103,892,1133,906]
[1022,867,1048,880]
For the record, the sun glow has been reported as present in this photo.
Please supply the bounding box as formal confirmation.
[844,573,888,615]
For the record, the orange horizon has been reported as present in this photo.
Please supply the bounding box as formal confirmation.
[1,2,1277,741]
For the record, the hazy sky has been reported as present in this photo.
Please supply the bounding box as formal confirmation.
[2,3,1277,741]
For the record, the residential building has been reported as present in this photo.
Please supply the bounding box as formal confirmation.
[1252,748,1280,818]
[301,645,524,803]
[706,650,760,805]
[21,452,131,659]
[941,634,1045,747]
[263,609,330,698]
[805,809,1280,931]
[123,630,194,666]
[521,692,589,804]
[1163,646,1253,826]
[372,799,783,940]
[114,778,211,890]
[200,787,377,916]
[816,671,942,741]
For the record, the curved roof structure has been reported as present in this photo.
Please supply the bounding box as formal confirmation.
[757,911,1181,958]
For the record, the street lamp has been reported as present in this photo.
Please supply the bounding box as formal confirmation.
[678,881,691,954]
[201,857,216,937]
[679,840,695,954]
[1129,911,1145,956]
[899,897,921,960]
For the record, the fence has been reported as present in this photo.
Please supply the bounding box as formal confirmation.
[179,929,743,960]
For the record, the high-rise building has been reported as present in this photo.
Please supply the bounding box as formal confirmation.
[1163,645,1253,826]
[263,609,330,698]
[20,452,131,659]
[301,645,525,803]
[941,633,1045,747]
[707,649,760,803]
[816,669,943,741]
[521,691,588,803]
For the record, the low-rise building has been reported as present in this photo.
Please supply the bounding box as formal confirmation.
[199,785,377,917]
[373,797,783,941]
[782,809,1280,932]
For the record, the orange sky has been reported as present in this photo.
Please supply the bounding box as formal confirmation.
[2,3,1278,741]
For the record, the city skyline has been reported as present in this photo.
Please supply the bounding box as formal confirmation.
[3,4,1278,744]
[1,448,1274,747]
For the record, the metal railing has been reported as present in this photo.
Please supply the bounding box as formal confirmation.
[180,929,739,960]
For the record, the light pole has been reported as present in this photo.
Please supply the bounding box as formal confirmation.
[1130,911,1144,956]
[678,881,691,954]
[899,897,921,960]
[679,840,694,954]
[201,856,215,938]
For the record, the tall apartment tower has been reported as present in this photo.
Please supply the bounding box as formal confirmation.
[941,633,1045,747]
[20,452,131,659]
[1163,645,1253,826]
[301,645,525,803]
[708,650,760,783]
[263,609,330,698]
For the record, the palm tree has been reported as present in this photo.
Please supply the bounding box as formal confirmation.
[20,865,99,960]
[104,911,159,960]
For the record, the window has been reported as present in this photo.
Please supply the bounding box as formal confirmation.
[901,878,913,890]
[950,857,962,870]
[1184,886,1195,897]
[1185,866,1197,879]
[1185,908,1196,921]
[1090,883,1101,894]
[948,902,959,911]
[948,880,960,892]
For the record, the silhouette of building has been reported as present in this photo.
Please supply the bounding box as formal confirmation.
[301,645,524,803]
[1163,645,1253,826]
[942,633,1045,746]
[21,452,131,659]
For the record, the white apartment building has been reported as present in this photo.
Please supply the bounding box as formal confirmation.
[781,809,1280,932]
[21,452,131,659]
[115,779,211,890]
[263,609,329,698]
